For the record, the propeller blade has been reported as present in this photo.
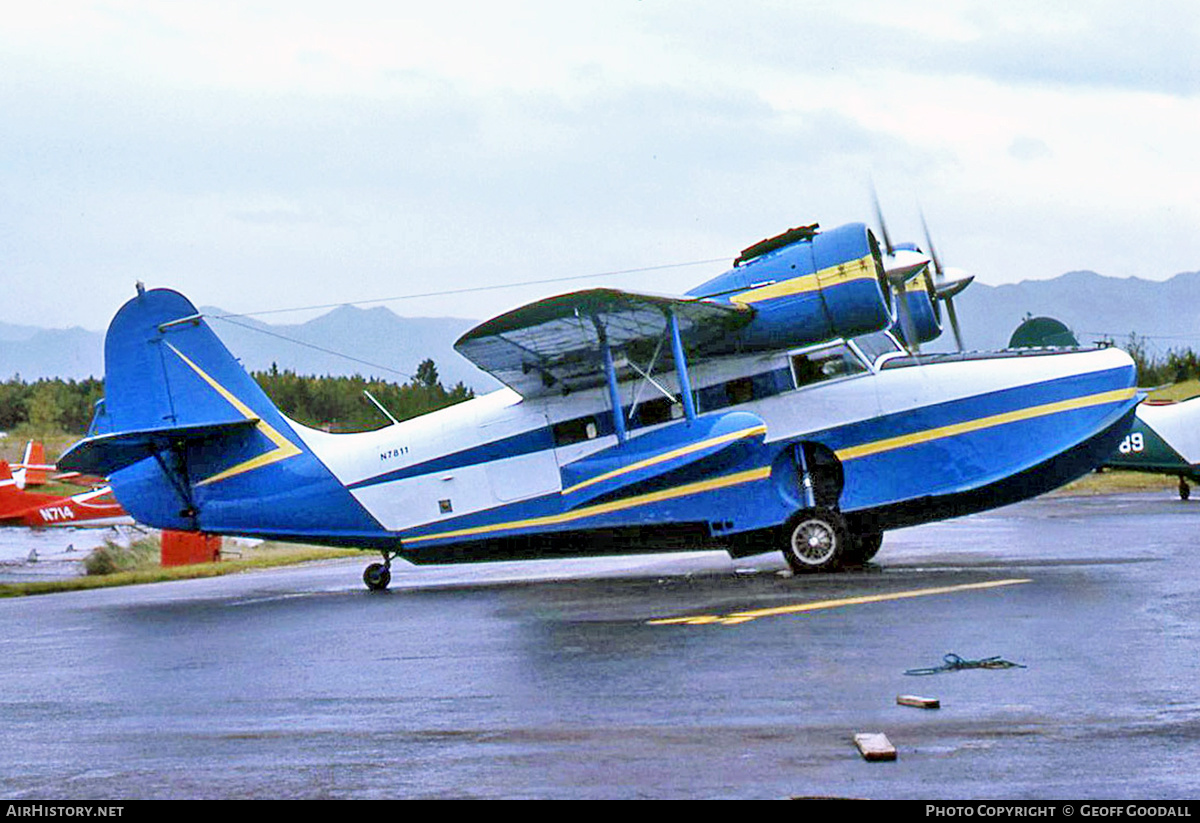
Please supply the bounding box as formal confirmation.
[919,209,944,280]
[871,183,895,256]
[895,286,920,354]
[945,298,964,351]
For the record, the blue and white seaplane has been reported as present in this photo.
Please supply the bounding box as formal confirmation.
[60,221,1139,589]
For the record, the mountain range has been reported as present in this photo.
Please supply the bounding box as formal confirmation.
[0,305,497,390]
[2,269,1196,386]
[939,270,1200,353]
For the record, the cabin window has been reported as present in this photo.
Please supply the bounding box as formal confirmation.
[696,368,792,413]
[790,344,868,389]
[630,395,678,428]
[552,416,599,447]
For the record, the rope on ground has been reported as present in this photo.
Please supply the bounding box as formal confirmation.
[904,652,1027,676]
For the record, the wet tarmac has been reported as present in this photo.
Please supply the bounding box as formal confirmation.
[0,493,1198,799]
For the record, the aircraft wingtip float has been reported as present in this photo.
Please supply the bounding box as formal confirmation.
[60,220,1140,589]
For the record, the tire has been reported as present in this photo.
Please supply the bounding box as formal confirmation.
[1180,477,1191,501]
[781,507,848,573]
[363,562,391,591]
[845,531,884,565]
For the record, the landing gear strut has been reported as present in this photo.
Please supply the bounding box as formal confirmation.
[1180,477,1191,501]
[363,552,396,591]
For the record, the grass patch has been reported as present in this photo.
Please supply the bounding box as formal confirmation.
[84,535,161,575]
[1146,379,1200,403]
[1052,469,1181,496]
[0,539,362,598]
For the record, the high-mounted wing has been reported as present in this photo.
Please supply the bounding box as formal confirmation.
[454,288,752,397]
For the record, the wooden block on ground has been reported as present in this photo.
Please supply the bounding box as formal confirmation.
[854,732,897,761]
[897,694,940,709]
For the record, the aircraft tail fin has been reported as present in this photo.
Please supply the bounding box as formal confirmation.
[0,461,25,512]
[59,288,381,540]
[18,441,49,487]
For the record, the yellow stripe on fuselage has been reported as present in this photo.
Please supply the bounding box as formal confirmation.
[403,466,771,545]
[561,424,768,496]
[730,253,877,306]
[402,382,1134,546]
[835,387,1137,462]
[165,343,302,486]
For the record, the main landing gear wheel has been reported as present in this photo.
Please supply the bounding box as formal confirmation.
[781,507,848,574]
[363,562,391,591]
[1179,477,1191,501]
[844,531,884,565]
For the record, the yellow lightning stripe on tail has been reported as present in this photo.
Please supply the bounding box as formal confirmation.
[165,343,302,486]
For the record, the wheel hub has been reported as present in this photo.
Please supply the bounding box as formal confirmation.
[793,521,834,563]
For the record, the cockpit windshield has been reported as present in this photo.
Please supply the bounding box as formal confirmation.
[850,331,903,366]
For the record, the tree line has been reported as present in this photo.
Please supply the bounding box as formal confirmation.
[1119,335,1200,387]
[5,337,1197,439]
[0,359,472,437]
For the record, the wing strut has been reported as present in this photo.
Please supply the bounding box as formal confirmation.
[666,309,698,423]
[593,317,628,444]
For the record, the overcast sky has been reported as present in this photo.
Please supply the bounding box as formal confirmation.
[3,1,1198,331]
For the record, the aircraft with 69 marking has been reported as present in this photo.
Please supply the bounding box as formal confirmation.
[1103,396,1200,499]
[60,221,1139,589]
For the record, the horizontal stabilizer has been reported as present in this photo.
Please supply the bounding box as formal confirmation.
[49,288,386,538]
[59,419,260,477]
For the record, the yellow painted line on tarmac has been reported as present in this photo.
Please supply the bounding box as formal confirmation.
[646,578,1032,626]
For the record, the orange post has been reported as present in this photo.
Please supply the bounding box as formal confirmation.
[160,530,222,566]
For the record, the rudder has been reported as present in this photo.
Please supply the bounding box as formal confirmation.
[61,288,385,543]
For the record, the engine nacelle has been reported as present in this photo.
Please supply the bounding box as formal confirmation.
[688,222,893,354]
[894,267,942,346]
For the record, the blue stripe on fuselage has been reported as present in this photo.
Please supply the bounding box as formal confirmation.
[811,366,1133,453]
[347,426,555,491]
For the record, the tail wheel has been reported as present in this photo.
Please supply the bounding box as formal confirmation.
[782,507,848,573]
[363,562,391,591]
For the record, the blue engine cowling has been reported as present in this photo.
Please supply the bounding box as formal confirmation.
[894,268,942,346]
[688,222,893,353]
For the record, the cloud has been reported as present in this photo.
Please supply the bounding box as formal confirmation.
[1,1,1198,329]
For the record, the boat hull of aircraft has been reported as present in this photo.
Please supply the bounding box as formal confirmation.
[349,347,1138,562]
[60,286,1138,581]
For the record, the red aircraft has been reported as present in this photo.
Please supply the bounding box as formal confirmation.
[11,440,106,489]
[0,460,130,528]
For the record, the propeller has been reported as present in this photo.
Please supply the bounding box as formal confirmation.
[919,210,974,352]
[872,186,931,354]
